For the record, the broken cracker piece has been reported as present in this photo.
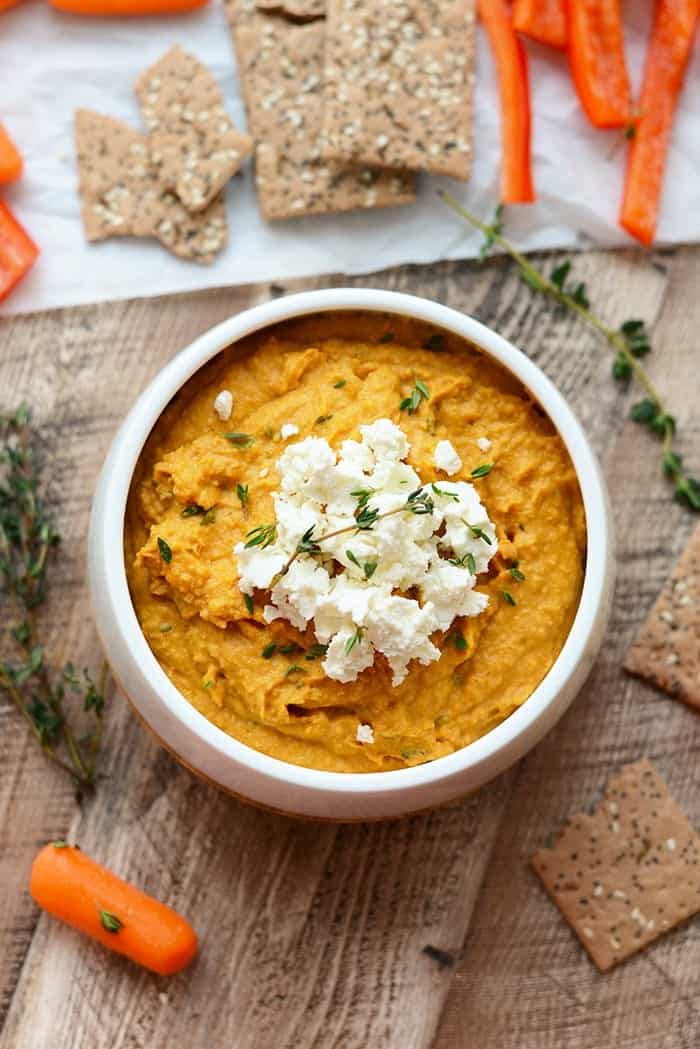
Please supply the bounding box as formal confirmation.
[74,109,227,264]
[227,5,415,220]
[321,0,476,180]
[625,523,700,711]
[136,46,253,214]
[532,759,700,972]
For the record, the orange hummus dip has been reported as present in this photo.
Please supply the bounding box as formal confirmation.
[125,312,586,773]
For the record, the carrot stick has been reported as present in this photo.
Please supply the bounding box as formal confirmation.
[478,0,535,203]
[30,843,198,975]
[49,0,207,14]
[0,0,23,11]
[0,202,38,303]
[567,0,631,127]
[513,0,567,48]
[0,124,22,183]
[620,0,700,246]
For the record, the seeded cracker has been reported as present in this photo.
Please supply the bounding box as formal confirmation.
[624,523,700,711]
[255,0,325,19]
[320,0,475,179]
[135,46,253,214]
[531,759,700,972]
[227,0,415,220]
[75,109,227,264]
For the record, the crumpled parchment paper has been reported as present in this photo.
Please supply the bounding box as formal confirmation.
[1,0,698,316]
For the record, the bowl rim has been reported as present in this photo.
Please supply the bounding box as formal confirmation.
[95,287,609,797]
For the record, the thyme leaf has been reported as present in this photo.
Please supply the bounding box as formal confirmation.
[99,910,123,934]
[225,432,255,448]
[157,537,172,563]
[344,627,364,655]
[468,524,493,545]
[245,523,276,549]
[400,379,430,416]
[181,503,205,518]
[284,664,307,678]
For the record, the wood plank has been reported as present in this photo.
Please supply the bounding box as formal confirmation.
[433,245,700,1049]
[1,240,695,1048]
[0,285,263,1031]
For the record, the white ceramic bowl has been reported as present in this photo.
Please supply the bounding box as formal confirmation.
[88,288,614,821]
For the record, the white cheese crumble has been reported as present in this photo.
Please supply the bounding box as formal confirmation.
[213,389,233,421]
[234,419,497,686]
[280,422,300,439]
[433,439,462,476]
[477,436,492,452]
[356,723,374,744]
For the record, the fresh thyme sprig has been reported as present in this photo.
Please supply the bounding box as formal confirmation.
[259,484,443,586]
[438,190,700,512]
[0,406,109,794]
[400,378,430,415]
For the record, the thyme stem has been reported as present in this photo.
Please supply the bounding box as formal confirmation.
[0,407,110,793]
[438,191,699,512]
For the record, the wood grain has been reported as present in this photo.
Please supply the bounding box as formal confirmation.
[434,246,700,1049]
[0,244,698,1048]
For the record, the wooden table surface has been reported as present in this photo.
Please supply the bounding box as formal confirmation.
[1,244,699,1049]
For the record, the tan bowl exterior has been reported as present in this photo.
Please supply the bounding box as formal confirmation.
[88,289,614,821]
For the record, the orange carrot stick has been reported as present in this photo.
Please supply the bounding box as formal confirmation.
[567,0,631,128]
[0,0,23,11]
[513,0,567,48]
[0,124,22,183]
[49,0,207,14]
[479,0,536,203]
[30,843,198,975]
[620,0,700,246]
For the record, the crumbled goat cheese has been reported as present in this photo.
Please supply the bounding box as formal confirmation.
[477,436,492,452]
[280,422,300,439]
[235,419,496,686]
[213,389,233,421]
[356,723,374,744]
[433,439,462,476]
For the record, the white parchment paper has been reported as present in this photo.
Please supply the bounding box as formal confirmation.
[1,0,699,316]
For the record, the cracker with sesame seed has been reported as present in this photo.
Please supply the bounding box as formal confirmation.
[624,524,700,711]
[531,759,700,972]
[320,0,475,180]
[135,46,253,214]
[75,109,227,264]
[227,4,415,220]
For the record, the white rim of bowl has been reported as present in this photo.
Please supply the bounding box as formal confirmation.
[100,288,608,797]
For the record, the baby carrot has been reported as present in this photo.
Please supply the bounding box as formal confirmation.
[0,124,22,183]
[49,0,207,14]
[30,843,197,975]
